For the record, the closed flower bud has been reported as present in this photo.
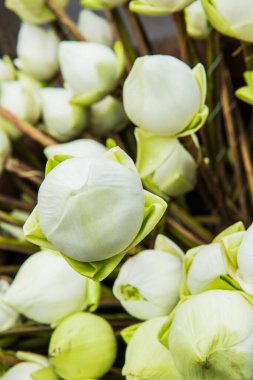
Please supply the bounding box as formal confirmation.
[16,23,60,82]
[0,129,11,175]
[135,129,197,197]
[81,0,127,10]
[113,234,184,320]
[24,147,167,281]
[59,41,125,106]
[78,10,114,46]
[5,0,69,25]
[184,242,227,295]
[1,352,59,380]
[185,0,209,39]
[0,56,15,82]
[129,0,194,16]
[163,290,253,380]
[202,0,253,42]
[236,70,253,105]
[44,139,106,159]
[123,317,183,380]
[0,280,19,332]
[49,312,117,380]
[123,55,208,137]
[3,250,101,325]
[90,96,128,137]
[0,81,41,125]
[39,88,88,141]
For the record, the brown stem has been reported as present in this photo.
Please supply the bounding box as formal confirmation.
[5,158,43,186]
[0,108,57,146]
[220,66,251,225]
[180,135,230,223]
[0,194,33,211]
[124,5,151,56]
[106,9,135,72]
[0,265,20,275]
[46,0,86,41]
[166,217,205,246]
[172,12,189,63]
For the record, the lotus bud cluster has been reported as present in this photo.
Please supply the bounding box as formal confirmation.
[113,234,184,320]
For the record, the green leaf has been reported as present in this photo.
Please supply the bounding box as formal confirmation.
[121,323,142,344]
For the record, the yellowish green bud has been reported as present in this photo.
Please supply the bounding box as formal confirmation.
[49,312,117,380]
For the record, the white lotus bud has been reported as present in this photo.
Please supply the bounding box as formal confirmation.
[129,0,194,16]
[202,0,253,42]
[123,317,183,380]
[90,96,128,136]
[59,41,125,106]
[3,250,101,324]
[16,23,59,82]
[1,352,59,380]
[0,57,15,82]
[113,234,184,320]
[185,0,209,39]
[135,129,197,196]
[24,147,167,280]
[123,55,208,137]
[36,153,144,263]
[44,139,106,160]
[81,0,127,10]
[167,290,253,379]
[0,129,11,175]
[0,280,19,332]
[0,81,41,124]
[185,242,227,294]
[78,10,114,46]
[39,88,88,142]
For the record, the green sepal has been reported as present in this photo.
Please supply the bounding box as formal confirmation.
[212,221,245,243]
[244,71,253,87]
[158,299,185,348]
[70,88,106,107]
[81,0,113,10]
[5,0,69,25]
[154,234,184,259]
[201,0,236,39]
[3,55,16,80]
[192,63,207,109]
[32,367,59,380]
[235,86,253,106]
[23,207,56,250]
[85,277,102,312]
[121,323,142,344]
[114,41,126,80]
[176,104,209,138]
[45,155,72,176]
[62,190,167,281]
[129,0,174,16]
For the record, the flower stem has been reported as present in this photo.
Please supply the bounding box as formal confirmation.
[46,0,86,41]
[0,108,57,146]
[5,158,43,186]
